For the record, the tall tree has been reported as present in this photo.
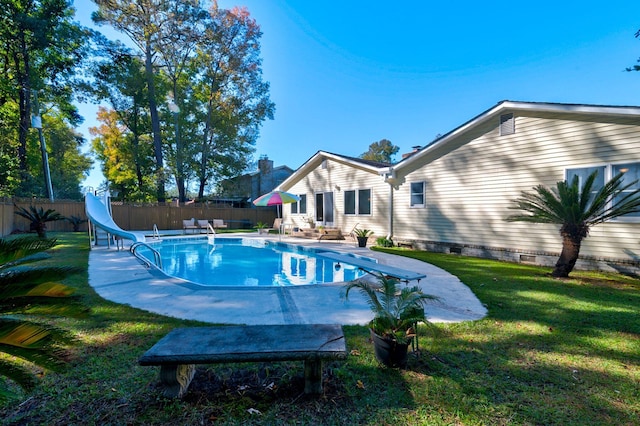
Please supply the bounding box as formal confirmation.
[360,139,399,163]
[0,0,90,196]
[86,41,156,200]
[154,0,206,202]
[507,171,640,277]
[90,107,156,201]
[190,4,274,199]
[92,0,180,202]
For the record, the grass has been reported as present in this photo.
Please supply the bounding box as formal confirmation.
[1,234,639,425]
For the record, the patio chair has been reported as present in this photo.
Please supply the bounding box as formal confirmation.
[212,219,228,229]
[197,220,210,233]
[348,223,359,241]
[265,218,282,233]
[183,218,198,234]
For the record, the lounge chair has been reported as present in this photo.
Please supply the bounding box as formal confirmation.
[183,219,198,234]
[212,219,228,229]
[264,218,282,233]
[197,220,210,233]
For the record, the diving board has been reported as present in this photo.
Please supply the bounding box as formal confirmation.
[318,252,426,282]
[85,193,145,244]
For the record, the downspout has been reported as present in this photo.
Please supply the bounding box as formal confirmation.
[388,183,394,239]
[381,167,396,239]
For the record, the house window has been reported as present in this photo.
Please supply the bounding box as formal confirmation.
[321,159,327,169]
[344,189,371,215]
[410,181,425,207]
[291,194,307,214]
[566,166,605,196]
[344,190,355,215]
[613,163,640,217]
[358,189,371,214]
[499,113,515,136]
[566,163,640,218]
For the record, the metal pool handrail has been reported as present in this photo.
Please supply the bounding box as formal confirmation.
[130,242,163,269]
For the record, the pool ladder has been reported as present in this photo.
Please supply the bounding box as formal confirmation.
[130,242,163,269]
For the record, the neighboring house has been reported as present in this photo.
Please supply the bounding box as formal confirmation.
[279,101,640,272]
[219,156,294,205]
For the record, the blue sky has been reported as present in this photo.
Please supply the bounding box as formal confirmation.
[78,0,640,189]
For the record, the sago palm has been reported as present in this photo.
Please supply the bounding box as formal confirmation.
[0,236,84,401]
[507,171,640,277]
[344,273,436,343]
[14,205,65,238]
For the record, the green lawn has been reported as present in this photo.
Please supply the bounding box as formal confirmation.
[1,234,638,425]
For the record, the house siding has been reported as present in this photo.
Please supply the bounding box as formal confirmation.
[284,157,388,235]
[393,111,640,264]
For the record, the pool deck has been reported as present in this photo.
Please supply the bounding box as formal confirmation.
[88,231,487,325]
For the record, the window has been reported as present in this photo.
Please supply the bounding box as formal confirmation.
[291,194,307,214]
[566,166,605,196]
[344,190,355,215]
[410,182,425,207]
[344,189,371,215]
[566,163,640,219]
[499,113,515,136]
[613,163,640,217]
[358,189,371,214]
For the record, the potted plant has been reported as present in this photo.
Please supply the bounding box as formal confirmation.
[255,221,268,235]
[344,273,436,367]
[353,228,373,247]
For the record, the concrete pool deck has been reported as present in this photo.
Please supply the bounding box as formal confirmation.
[88,232,488,325]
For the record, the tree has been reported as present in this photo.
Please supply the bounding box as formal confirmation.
[626,28,640,72]
[87,42,157,200]
[190,5,275,199]
[360,139,399,163]
[93,0,182,202]
[0,236,84,401]
[507,171,640,277]
[90,107,156,201]
[0,0,90,196]
[33,114,92,200]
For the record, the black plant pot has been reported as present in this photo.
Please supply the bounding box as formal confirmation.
[356,236,368,247]
[370,329,410,368]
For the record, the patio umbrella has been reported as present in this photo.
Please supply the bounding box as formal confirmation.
[252,190,300,208]
[253,191,300,207]
[253,190,300,238]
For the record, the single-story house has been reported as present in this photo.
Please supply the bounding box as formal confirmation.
[278,100,640,272]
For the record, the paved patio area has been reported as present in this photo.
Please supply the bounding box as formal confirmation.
[88,232,487,325]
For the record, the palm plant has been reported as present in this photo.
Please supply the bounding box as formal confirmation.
[344,273,435,344]
[14,205,65,238]
[66,215,87,232]
[507,171,640,277]
[0,236,84,401]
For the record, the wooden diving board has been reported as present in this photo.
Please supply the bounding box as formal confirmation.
[318,252,426,282]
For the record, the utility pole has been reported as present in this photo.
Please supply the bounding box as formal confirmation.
[30,90,54,201]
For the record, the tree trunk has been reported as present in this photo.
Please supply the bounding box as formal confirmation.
[144,45,165,202]
[553,234,582,277]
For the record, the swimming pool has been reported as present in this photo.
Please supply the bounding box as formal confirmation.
[134,237,367,287]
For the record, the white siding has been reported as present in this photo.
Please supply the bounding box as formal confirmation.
[394,112,640,261]
[283,158,389,236]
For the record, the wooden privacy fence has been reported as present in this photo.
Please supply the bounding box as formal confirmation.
[3,199,277,237]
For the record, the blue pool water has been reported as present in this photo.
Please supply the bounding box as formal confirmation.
[135,237,367,287]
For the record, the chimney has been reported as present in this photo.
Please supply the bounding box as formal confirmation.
[402,145,422,159]
[258,155,273,173]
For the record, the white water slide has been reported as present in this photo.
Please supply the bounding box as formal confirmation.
[85,193,145,244]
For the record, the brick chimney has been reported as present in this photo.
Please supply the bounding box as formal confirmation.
[402,145,422,159]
